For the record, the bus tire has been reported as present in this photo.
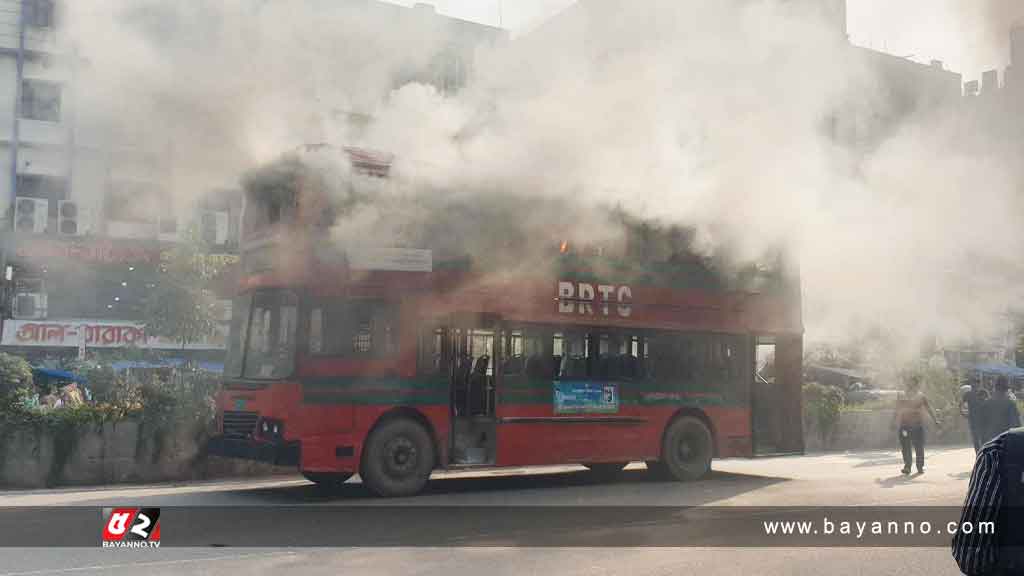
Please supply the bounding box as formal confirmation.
[303,472,353,490]
[582,462,628,479]
[660,416,713,481]
[360,417,435,497]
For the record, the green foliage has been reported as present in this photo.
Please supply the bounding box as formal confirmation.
[0,352,33,398]
[143,231,227,349]
[0,345,223,486]
[803,382,844,444]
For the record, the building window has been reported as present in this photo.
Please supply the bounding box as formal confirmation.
[21,80,61,122]
[25,0,55,29]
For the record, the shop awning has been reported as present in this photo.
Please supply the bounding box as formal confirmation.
[196,362,224,374]
[963,363,1024,378]
[32,367,87,384]
[111,359,223,373]
[111,359,185,371]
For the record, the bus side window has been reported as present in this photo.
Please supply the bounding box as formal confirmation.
[352,308,373,353]
[558,331,589,379]
[552,332,564,380]
[308,300,399,358]
[418,327,445,375]
[309,307,324,354]
[502,330,525,376]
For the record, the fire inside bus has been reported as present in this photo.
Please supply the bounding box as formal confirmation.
[208,147,805,497]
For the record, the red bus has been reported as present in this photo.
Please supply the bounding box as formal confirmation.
[208,148,805,497]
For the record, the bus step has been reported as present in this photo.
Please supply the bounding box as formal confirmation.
[447,462,495,469]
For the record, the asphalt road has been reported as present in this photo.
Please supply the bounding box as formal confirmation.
[0,446,979,575]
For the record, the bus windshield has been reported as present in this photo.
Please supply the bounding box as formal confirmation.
[225,289,298,379]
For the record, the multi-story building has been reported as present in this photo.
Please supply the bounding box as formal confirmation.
[0,0,504,365]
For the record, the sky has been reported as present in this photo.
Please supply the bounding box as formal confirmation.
[383,0,1022,80]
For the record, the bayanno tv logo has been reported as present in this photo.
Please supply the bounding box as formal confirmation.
[101,508,161,549]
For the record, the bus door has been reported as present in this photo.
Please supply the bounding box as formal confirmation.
[447,314,498,466]
[752,335,784,455]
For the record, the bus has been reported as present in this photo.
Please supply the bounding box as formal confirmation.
[207,147,805,497]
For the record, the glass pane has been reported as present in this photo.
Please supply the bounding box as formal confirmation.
[225,293,251,378]
[309,308,323,354]
[242,290,297,379]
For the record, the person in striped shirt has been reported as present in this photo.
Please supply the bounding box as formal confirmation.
[952,429,1024,575]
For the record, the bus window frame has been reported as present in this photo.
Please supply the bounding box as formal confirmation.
[237,288,299,381]
[304,297,401,360]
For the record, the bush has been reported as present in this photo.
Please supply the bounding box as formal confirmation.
[0,353,33,398]
[803,382,844,445]
[0,367,219,486]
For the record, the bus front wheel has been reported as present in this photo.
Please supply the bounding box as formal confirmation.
[361,417,435,497]
[660,416,713,481]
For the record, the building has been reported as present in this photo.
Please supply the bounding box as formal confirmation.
[0,0,504,365]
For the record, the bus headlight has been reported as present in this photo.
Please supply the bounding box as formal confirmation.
[258,418,284,441]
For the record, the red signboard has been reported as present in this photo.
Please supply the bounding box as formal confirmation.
[13,236,162,265]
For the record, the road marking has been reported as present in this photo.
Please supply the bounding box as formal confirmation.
[0,551,297,576]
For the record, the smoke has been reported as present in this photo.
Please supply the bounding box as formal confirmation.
[944,0,1024,76]
[63,0,1024,362]
[976,0,1024,49]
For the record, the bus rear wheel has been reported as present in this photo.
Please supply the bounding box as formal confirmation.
[360,417,435,497]
[303,472,353,490]
[582,462,628,479]
[660,416,713,481]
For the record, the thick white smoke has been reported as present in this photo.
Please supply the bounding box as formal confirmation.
[62,0,1024,362]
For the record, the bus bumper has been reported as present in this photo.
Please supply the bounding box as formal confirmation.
[207,436,301,467]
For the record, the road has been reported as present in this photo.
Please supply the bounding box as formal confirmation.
[0,446,979,575]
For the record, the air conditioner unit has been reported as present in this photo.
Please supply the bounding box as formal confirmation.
[14,197,48,234]
[58,200,91,236]
[201,211,230,246]
[12,278,47,319]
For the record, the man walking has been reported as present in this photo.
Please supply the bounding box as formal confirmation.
[892,375,940,475]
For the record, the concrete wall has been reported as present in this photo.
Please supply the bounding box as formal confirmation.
[804,408,971,453]
[0,419,292,489]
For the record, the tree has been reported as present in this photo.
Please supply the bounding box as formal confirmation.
[0,352,33,398]
[142,230,227,353]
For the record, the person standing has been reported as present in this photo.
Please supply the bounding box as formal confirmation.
[981,377,1021,445]
[961,377,990,453]
[892,375,940,475]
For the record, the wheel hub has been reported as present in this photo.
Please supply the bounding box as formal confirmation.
[678,441,693,460]
[385,437,418,475]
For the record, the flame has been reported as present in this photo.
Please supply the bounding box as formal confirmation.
[560,240,569,254]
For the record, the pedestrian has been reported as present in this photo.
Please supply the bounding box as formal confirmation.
[891,374,940,475]
[951,427,1024,575]
[980,377,1021,445]
[961,376,990,454]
